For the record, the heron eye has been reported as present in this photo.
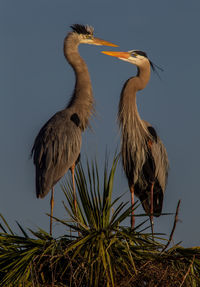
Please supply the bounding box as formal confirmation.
[86,35,93,39]
[131,53,137,58]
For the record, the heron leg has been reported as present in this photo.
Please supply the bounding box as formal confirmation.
[130,186,135,229]
[150,182,155,236]
[50,187,54,236]
[71,163,77,217]
[71,163,80,236]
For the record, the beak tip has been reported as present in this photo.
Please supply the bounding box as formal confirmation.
[94,38,118,47]
[104,42,119,47]
[101,51,130,59]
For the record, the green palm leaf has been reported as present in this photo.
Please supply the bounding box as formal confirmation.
[1,155,200,286]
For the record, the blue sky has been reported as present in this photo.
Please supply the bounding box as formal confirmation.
[1,0,200,246]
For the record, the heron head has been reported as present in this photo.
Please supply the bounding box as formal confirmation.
[70,24,118,47]
[101,49,163,74]
[101,50,150,68]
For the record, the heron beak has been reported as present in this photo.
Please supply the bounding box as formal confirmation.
[93,37,118,47]
[101,51,130,59]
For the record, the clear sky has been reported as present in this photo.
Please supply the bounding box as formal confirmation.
[1,0,200,247]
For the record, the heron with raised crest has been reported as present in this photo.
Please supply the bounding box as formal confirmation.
[31,24,118,235]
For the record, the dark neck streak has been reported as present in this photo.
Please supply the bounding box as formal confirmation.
[64,33,94,130]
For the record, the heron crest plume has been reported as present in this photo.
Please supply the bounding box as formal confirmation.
[131,50,163,75]
[70,24,94,35]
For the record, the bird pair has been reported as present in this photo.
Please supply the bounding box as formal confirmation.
[32,24,169,235]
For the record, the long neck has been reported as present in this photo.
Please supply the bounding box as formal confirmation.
[64,33,94,130]
[118,64,151,183]
[135,63,151,91]
[118,63,151,135]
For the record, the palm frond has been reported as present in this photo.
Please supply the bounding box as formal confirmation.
[1,156,200,286]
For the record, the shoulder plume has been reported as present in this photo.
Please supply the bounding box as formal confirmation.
[70,24,94,35]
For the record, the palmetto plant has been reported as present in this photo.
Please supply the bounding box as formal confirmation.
[54,157,162,286]
[0,157,200,286]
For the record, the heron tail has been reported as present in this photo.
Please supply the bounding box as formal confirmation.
[139,183,163,217]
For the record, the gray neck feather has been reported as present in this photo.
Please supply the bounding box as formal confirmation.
[118,63,152,184]
[64,32,94,130]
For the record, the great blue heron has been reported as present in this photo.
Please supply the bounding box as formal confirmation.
[102,50,169,229]
[31,24,117,235]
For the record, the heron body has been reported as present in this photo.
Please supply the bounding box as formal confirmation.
[119,76,168,217]
[102,50,169,228]
[31,24,117,234]
[32,109,82,198]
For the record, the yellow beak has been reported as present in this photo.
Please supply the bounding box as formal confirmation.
[101,51,130,59]
[93,38,118,47]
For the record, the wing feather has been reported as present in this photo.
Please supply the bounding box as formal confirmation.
[32,110,82,198]
[151,138,169,192]
[135,122,169,216]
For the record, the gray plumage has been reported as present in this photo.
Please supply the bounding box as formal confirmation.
[32,110,82,198]
[117,50,169,216]
[31,24,117,199]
